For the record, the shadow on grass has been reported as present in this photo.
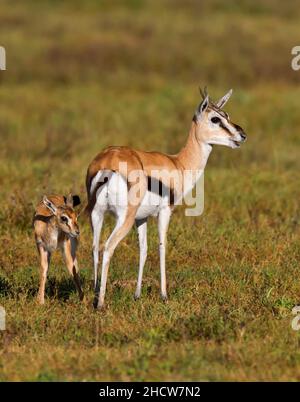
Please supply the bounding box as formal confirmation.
[0,275,12,297]
[46,275,88,302]
[0,271,87,302]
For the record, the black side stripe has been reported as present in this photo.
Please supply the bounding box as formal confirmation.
[147,176,175,205]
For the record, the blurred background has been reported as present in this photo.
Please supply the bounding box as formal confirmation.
[1,0,300,195]
[1,0,300,381]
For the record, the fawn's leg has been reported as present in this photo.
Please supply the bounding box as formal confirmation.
[37,244,51,305]
[62,237,84,301]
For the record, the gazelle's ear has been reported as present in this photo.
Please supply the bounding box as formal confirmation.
[195,94,209,121]
[216,89,232,109]
[42,196,57,215]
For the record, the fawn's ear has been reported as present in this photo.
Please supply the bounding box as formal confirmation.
[42,196,57,215]
[64,193,81,207]
[72,195,81,207]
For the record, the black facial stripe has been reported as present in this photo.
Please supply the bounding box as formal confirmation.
[219,121,232,134]
[61,215,72,229]
[233,123,243,132]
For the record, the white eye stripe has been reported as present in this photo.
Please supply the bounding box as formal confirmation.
[218,111,229,120]
[210,108,229,120]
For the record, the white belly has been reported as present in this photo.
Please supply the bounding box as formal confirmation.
[136,190,168,219]
[92,171,170,220]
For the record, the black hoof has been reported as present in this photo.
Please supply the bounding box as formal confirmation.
[93,297,99,309]
[161,294,168,303]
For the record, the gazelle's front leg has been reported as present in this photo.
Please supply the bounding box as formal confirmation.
[135,218,148,300]
[37,243,51,305]
[158,207,171,301]
[62,237,84,301]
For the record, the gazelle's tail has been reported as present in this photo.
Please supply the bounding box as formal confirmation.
[84,170,113,216]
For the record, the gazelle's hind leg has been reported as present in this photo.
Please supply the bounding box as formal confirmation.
[94,173,147,310]
[158,207,171,301]
[94,205,137,309]
[135,218,148,300]
[89,170,112,289]
[91,207,105,289]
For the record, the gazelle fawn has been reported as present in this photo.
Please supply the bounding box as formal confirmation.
[86,88,247,309]
[33,194,84,304]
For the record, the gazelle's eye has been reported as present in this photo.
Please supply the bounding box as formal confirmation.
[61,216,68,223]
[211,117,221,124]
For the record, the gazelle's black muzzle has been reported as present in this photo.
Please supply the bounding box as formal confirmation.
[234,124,247,142]
[240,132,247,142]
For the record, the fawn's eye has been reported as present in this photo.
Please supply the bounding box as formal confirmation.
[61,216,68,223]
[211,116,221,124]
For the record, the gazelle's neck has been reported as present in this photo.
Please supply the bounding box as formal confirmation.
[176,121,212,172]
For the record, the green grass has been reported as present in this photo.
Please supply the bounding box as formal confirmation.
[1,0,300,381]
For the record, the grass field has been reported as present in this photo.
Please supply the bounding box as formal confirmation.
[1,0,300,381]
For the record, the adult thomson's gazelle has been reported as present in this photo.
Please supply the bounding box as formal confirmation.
[86,88,247,309]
